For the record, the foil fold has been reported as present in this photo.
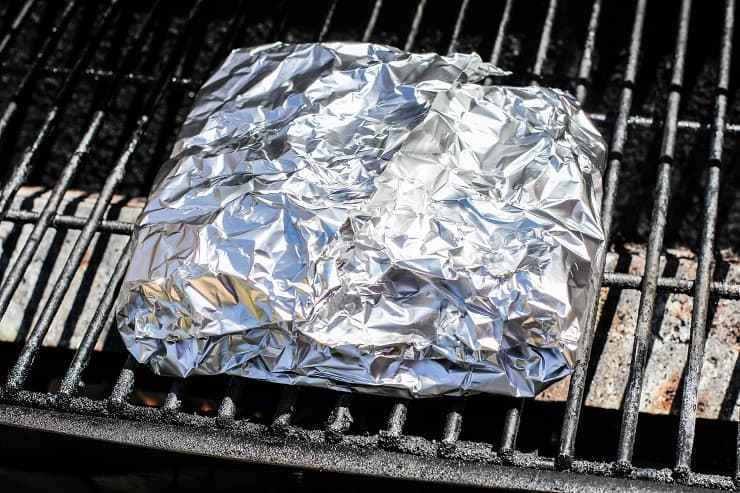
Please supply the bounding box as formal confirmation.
[116,42,607,398]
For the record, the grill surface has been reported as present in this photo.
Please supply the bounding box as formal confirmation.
[0,0,739,491]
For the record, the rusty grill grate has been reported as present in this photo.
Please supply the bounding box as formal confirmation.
[0,0,738,490]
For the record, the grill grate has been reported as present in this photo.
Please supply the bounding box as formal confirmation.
[0,1,738,491]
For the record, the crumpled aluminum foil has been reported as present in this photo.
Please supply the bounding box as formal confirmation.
[116,42,606,398]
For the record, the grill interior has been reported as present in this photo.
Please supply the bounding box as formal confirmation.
[0,0,739,490]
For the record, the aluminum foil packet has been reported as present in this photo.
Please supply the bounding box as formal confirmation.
[116,42,606,398]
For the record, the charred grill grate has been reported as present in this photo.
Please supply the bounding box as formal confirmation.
[0,0,738,490]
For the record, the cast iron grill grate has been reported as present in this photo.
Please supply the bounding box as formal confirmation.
[0,0,738,490]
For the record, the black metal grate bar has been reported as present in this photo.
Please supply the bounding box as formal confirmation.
[616,0,693,470]
[207,1,252,75]
[440,399,464,447]
[0,0,37,56]
[585,112,740,134]
[2,208,134,233]
[0,61,199,88]
[558,0,649,469]
[575,0,602,104]
[217,378,239,420]
[317,0,337,42]
[532,0,558,79]
[447,0,470,55]
[489,0,513,66]
[676,0,735,477]
[325,393,353,440]
[217,378,243,425]
[385,400,408,437]
[499,399,523,455]
[404,0,427,52]
[604,272,740,300]
[163,381,184,412]
[361,0,383,42]
[109,355,136,410]
[272,386,298,431]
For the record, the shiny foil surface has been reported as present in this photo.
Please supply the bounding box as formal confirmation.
[116,42,607,398]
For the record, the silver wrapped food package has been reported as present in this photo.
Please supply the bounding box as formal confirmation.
[116,42,607,398]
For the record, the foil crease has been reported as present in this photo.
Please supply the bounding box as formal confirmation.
[116,42,607,398]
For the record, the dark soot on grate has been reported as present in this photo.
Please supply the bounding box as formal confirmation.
[1,0,738,252]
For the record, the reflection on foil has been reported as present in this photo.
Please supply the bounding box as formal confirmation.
[116,42,606,398]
